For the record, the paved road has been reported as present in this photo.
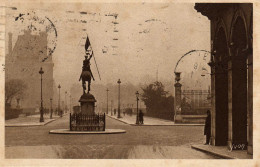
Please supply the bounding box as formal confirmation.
[5,114,218,159]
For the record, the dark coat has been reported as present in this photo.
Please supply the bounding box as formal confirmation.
[139,112,144,121]
[204,114,211,135]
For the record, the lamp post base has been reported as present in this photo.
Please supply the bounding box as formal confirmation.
[40,116,44,122]
[40,108,44,122]
[117,109,121,118]
[136,116,139,124]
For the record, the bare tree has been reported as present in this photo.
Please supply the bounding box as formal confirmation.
[5,79,27,104]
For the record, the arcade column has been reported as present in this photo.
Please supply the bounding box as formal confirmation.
[227,54,248,151]
[247,51,253,154]
[208,61,216,145]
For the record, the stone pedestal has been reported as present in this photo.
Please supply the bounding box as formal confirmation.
[174,82,182,123]
[79,93,96,115]
[174,114,183,123]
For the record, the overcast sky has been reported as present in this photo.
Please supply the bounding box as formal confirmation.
[6,3,210,92]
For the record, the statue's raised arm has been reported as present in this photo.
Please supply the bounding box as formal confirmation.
[89,51,93,60]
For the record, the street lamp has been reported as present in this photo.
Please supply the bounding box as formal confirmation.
[50,98,53,119]
[65,91,67,113]
[39,67,44,122]
[16,97,20,109]
[117,79,121,118]
[111,100,113,116]
[106,88,109,114]
[69,95,72,114]
[135,91,139,124]
[58,84,61,117]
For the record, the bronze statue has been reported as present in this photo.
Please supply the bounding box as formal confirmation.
[79,51,95,93]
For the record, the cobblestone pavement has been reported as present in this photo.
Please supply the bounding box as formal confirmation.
[5,114,218,159]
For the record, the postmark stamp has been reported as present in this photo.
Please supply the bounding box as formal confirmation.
[13,10,57,62]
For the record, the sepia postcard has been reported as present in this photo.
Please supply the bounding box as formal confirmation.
[0,0,259,166]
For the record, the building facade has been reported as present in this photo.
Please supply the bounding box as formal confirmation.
[195,3,253,154]
[6,30,55,111]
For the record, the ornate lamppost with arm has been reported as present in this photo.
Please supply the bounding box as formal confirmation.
[39,67,44,122]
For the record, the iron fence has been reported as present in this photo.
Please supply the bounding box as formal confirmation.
[70,113,105,131]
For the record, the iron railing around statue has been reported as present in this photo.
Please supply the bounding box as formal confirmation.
[70,113,106,131]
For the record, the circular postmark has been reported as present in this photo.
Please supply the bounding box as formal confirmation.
[14,10,58,62]
[174,50,211,73]
[174,50,211,89]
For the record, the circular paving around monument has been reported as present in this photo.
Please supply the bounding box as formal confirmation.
[49,129,126,134]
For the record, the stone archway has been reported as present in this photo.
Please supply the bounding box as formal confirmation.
[214,27,229,146]
[228,16,248,149]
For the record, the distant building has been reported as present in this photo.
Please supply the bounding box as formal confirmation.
[195,3,253,154]
[6,30,55,111]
